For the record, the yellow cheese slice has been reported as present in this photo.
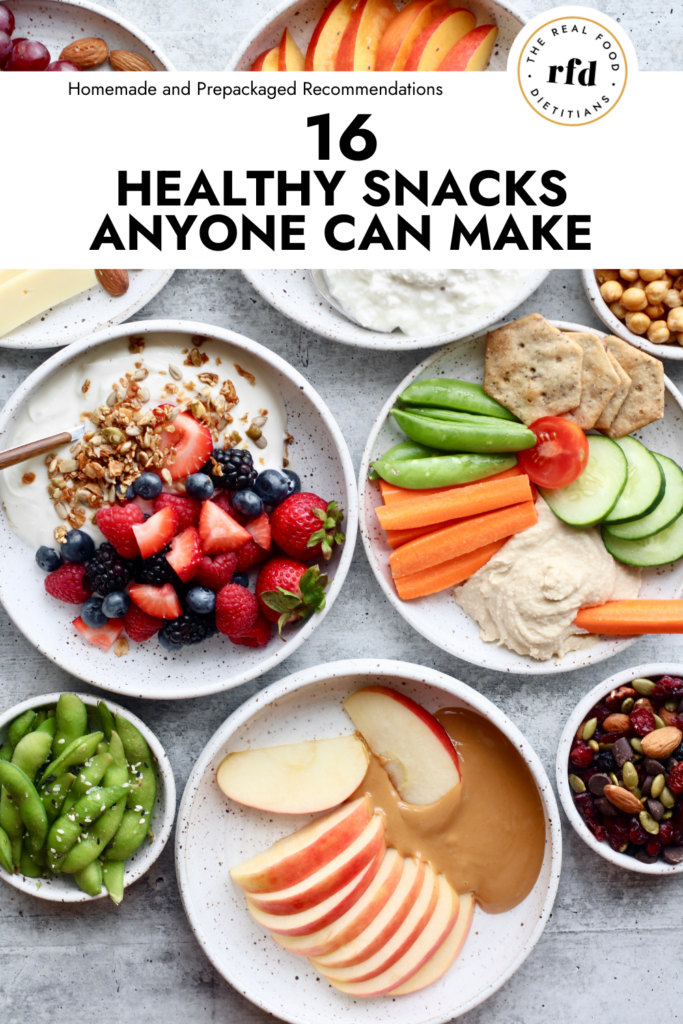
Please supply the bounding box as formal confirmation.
[0,269,99,338]
[0,270,25,287]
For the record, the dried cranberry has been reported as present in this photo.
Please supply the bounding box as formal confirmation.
[629,817,648,845]
[652,675,683,698]
[607,818,630,852]
[630,707,656,736]
[574,792,598,820]
[594,702,613,723]
[666,714,683,731]
[646,840,662,857]
[570,741,594,768]
[659,821,674,846]
[585,819,606,842]
[674,824,683,846]
[668,762,683,794]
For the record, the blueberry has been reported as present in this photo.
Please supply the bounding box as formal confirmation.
[232,489,264,519]
[185,473,214,500]
[282,469,301,496]
[81,597,107,629]
[102,591,130,618]
[62,529,95,564]
[253,468,290,506]
[133,472,163,500]
[231,572,250,588]
[35,545,62,572]
[186,586,216,615]
[158,630,183,652]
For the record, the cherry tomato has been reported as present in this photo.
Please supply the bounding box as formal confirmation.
[517,417,589,489]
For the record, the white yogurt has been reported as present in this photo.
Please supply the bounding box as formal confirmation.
[323,269,535,336]
[0,332,287,551]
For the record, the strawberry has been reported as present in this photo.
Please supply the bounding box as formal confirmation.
[270,493,344,562]
[194,552,238,592]
[96,503,145,558]
[129,582,182,619]
[124,603,164,642]
[245,512,271,551]
[159,411,213,481]
[132,505,178,560]
[215,583,258,637]
[234,539,269,572]
[199,500,251,555]
[228,615,272,648]
[73,616,125,651]
[165,527,202,582]
[45,562,92,604]
[256,558,329,635]
[154,493,201,530]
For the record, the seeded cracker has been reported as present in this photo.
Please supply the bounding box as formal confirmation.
[603,335,665,437]
[563,331,620,429]
[595,351,631,431]
[483,313,583,425]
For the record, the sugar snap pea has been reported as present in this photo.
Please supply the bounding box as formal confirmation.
[61,734,127,875]
[399,378,519,421]
[53,694,88,751]
[41,773,76,824]
[0,761,48,854]
[61,753,113,816]
[74,858,103,897]
[368,439,441,481]
[0,824,12,873]
[102,859,124,904]
[7,710,36,749]
[47,783,130,872]
[391,408,536,454]
[39,731,104,785]
[395,405,523,428]
[371,452,517,489]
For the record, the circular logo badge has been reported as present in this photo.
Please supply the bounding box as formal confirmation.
[517,16,628,126]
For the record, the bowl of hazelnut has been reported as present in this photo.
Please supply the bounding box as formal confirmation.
[582,269,683,359]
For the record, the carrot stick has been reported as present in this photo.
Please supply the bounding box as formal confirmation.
[379,466,523,505]
[394,539,507,599]
[385,520,460,549]
[377,474,532,531]
[574,601,683,634]
[390,500,537,579]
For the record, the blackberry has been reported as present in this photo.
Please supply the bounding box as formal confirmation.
[202,448,257,491]
[135,547,180,587]
[159,611,216,647]
[85,543,137,596]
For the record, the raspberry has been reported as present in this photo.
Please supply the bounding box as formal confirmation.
[234,539,268,572]
[570,742,594,768]
[667,761,683,794]
[215,584,258,637]
[124,603,164,642]
[629,707,656,736]
[629,817,648,845]
[44,562,92,604]
[154,493,201,531]
[194,553,238,592]
[228,615,272,648]
[96,504,144,558]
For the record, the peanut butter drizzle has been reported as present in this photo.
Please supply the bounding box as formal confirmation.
[352,707,546,914]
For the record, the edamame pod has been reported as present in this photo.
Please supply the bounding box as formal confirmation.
[7,709,36,749]
[115,715,156,812]
[53,694,88,751]
[61,753,113,816]
[104,808,152,861]
[31,710,47,731]
[102,859,124,904]
[35,718,57,738]
[41,773,76,824]
[97,702,115,742]
[0,761,48,854]
[371,453,517,490]
[0,824,12,873]
[20,847,42,878]
[39,731,104,785]
[61,738,128,874]
[0,746,12,763]
[391,408,536,454]
[399,379,518,421]
[47,783,130,872]
[0,730,54,866]
[74,858,103,897]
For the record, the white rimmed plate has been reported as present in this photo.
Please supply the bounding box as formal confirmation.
[0,690,175,901]
[176,658,561,1024]
[359,320,683,675]
[0,319,357,700]
[581,269,683,361]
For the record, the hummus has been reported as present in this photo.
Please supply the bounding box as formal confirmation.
[454,497,641,661]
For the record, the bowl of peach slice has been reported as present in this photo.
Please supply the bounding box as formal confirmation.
[176,658,560,1023]
[226,0,525,74]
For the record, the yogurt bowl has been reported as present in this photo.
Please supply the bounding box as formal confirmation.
[0,321,357,699]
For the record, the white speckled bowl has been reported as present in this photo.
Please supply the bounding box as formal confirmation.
[176,658,561,1023]
[359,321,683,675]
[0,320,357,700]
[241,270,550,351]
[0,691,175,901]
[557,663,683,876]
[581,269,683,361]
[227,0,526,71]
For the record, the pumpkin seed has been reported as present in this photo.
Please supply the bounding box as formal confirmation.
[599,742,612,751]
[639,810,660,835]
[621,697,635,714]
[632,678,655,696]
[622,762,639,789]
[246,425,262,441]
[660,786,675,809]
[630,737,644,754]
[191,401,206,419]
[582,718,598,741]
[665,699,678,712]
[651,774,665,799]
[569,774,586,794]
[588,739,599,753]
[662,810,673,820]
[102,427,124,444]
[653,714,666,729]
[609,772,619,786]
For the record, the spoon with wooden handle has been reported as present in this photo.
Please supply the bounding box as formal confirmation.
[0,424,86,471]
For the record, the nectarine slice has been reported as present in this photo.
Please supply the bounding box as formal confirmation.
[305,0,358,71]
[278,27,305,70]
[403,8,475,71]
[389,890,474,994]
[251,45,279,71]
[374,0,454,71]
[335,0,398,71]
[436,23,498,70]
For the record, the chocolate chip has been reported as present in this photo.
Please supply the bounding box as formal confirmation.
[636,849,660,864]
[666,757,679,772]
[663,846,683,865]
[594,796,616,816]
[647,799,665,821]
[644,758,666,776]
[611,737,635,767]
[588,773,611,796]
[642,776,653,797]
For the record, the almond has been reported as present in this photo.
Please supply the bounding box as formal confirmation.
[634,697,655,713]
[641,726,683,759]
[60,37,108,68]
[603,784,644,814]
[603,713,631,733]
[109,49,155,72]
[96,270,130,297]
[660,708,683,728]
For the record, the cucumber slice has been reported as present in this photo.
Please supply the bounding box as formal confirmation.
[540,435,627,527]
[603,508,683,566]
[604,437,665,523]
[605,454,683,540]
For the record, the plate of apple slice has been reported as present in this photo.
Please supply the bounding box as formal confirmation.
[175,658,561,1023]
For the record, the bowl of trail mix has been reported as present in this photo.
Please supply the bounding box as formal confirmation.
[557,664,683,874]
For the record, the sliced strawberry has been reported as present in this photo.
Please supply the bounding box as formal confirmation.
[45,562,92,604]
[96,504,144,559]
[73,616,125,652]
[129,582,182,620]
[165,526,202,582]
[212,492,248,525]
[124,603,164,642]
[199,500,251,555]
[160,412,213,481]
[245,512,271,551]
[132,505,178,560]
[194,552,238,592]
[228,615,272,648]
[215,583,258,637]
[154,492,201,530]
[234,538,269,572]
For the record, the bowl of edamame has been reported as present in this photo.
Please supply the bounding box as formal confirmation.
[0,691,175,902]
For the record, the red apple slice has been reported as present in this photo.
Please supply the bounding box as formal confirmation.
[374,0,454,71]
[436,24,498,70]
[247,845,385,936]
[325,874,459,996]
[272,848,404,958]
[230,795,371,894]
[247,814,385,914]
[217,735,369,815]
[311,854,425,968]
[305,0,358,71]
[389,890,474,994]
[251,46,279,71]
[335,0,398,71]
[278,27,305,69]
[403,8,475,70]
[343,687,461,804]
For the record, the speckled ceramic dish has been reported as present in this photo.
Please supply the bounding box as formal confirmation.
[0,691,175,902]
[557,663,683,876]
[241,270,549,351]
[0,320,357,700]
[581,269,683,361]
[227,0,525,71]
[0,271,175,350]
[176,659,561,1023]
[359,321,683,675]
